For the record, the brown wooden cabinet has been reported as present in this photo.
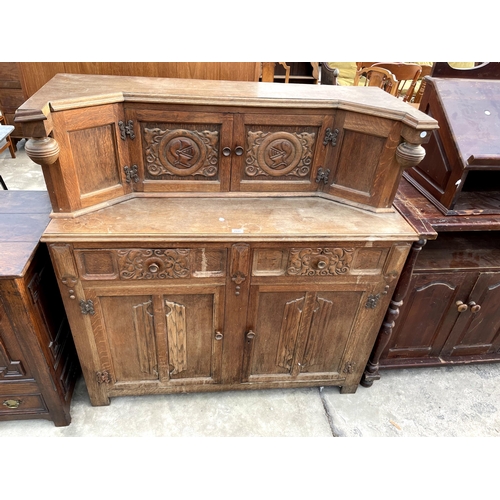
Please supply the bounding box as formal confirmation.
[379,232,500,366]
[0,191,79,426]
[15,75,436,405]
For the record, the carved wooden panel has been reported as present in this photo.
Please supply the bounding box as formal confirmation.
[117,249,191,280]
[98,294,159,382]
[144,125,220,179]
[165,300,187,376]
[286,247,354,276]
[275,297,305,370]
[245,130,316,178]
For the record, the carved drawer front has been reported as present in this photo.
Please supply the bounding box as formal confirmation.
[0,393,47,415]
[251,246,390,278]
[75,248,227,280]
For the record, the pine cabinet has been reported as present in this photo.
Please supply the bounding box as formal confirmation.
[15,74,436,405]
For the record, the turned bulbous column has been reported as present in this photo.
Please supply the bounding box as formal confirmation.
[25,137,60,166]
[395,141,426,169]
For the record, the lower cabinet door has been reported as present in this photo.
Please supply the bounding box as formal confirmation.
[242,285,378,385]
[84,284,225,389]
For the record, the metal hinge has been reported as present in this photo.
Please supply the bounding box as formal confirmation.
[80,299,95,315]
[124,164,139,183]
[365,294,380,309]
[315,167,330,184]
[323,127,339,146]
[96,370,112,384]
[118,120,135,140]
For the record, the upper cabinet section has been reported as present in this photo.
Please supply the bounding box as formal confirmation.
[15,74,438,216]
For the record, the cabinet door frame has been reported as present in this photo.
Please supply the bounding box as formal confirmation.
[125,105,233,193]
[82,282,226,394]
[242,281,384,386]
[231,112,333,193]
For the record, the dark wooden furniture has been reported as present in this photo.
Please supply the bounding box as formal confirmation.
[0,191,79,426]
[16,75,437,405]
[405,78,500,215]
[363,74,500,386]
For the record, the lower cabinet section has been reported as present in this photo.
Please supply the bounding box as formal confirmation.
[48,240,411,405]
[378,233,500,368]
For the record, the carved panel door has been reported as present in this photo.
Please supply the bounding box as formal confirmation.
[124,106,233,192]
[81,284,225,390]
[242,283,380,386]
[231,113,333,192]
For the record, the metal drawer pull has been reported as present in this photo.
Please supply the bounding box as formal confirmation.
[3,399,22,409]
[214,331,224,341]
[222,147,231,157]
[246,330,256,340]
[456,301,468,313]
[235,146,244,156]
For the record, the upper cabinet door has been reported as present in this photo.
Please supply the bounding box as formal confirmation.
[51,104,132,212]
[231,112,333,192]
[125,106,233,193]
[321,111,403,211]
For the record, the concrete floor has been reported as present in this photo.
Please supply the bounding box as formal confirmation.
[1,141,500,437]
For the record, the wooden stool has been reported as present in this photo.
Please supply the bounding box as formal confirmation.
[0,124,16,158]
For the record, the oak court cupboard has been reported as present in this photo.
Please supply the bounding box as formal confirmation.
[15,74,437,406]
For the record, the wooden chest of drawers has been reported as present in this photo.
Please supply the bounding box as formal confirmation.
[0,191,79,425]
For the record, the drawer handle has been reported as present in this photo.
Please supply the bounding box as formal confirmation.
[149,263,159,273]
[246,330,256,340]
[3,399,22,409]
[317,260,327,270]
[214,331,224,341]
[235,146,244,156]
[456,301,468,313]
[468,301,481,313]
[222,147,231,157]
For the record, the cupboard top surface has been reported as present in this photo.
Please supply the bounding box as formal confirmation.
[428,78,500,165]
[0,191,51,277]
[15,73,436,130]
[41,196,418,243]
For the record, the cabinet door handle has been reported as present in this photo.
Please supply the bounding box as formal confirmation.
[468,301,481,313]
[456,301,468,313]
[222,147,231,157]
[235,146,244,156]
[214,331,224,341]
[246,330,256,340]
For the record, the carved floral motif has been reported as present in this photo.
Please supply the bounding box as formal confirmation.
[118,249,190,280]
[245,130,315,177]
[144,127,219,177]
[287,248,354,276]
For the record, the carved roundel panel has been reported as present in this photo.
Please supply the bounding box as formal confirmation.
[245,130,315,178]
[257,132,303,176]
[145,127,218,178]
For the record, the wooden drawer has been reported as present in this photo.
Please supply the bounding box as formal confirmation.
[0,393,47,415]
[251,245,391,278]
[75,247,227,280]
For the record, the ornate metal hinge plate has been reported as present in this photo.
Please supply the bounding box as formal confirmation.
[124,164,139,183]
[96,371,112,384]
[323,127,339,146]
[365,294,381,309]
[80,299,95,315]
[118,120,135,140]
[315,167,330,184]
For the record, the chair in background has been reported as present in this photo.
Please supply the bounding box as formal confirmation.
[371,62,422,101]
[413,64,433,104]
[0,112,16,159]
[321,63,339,85]
[353,66,398,96]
